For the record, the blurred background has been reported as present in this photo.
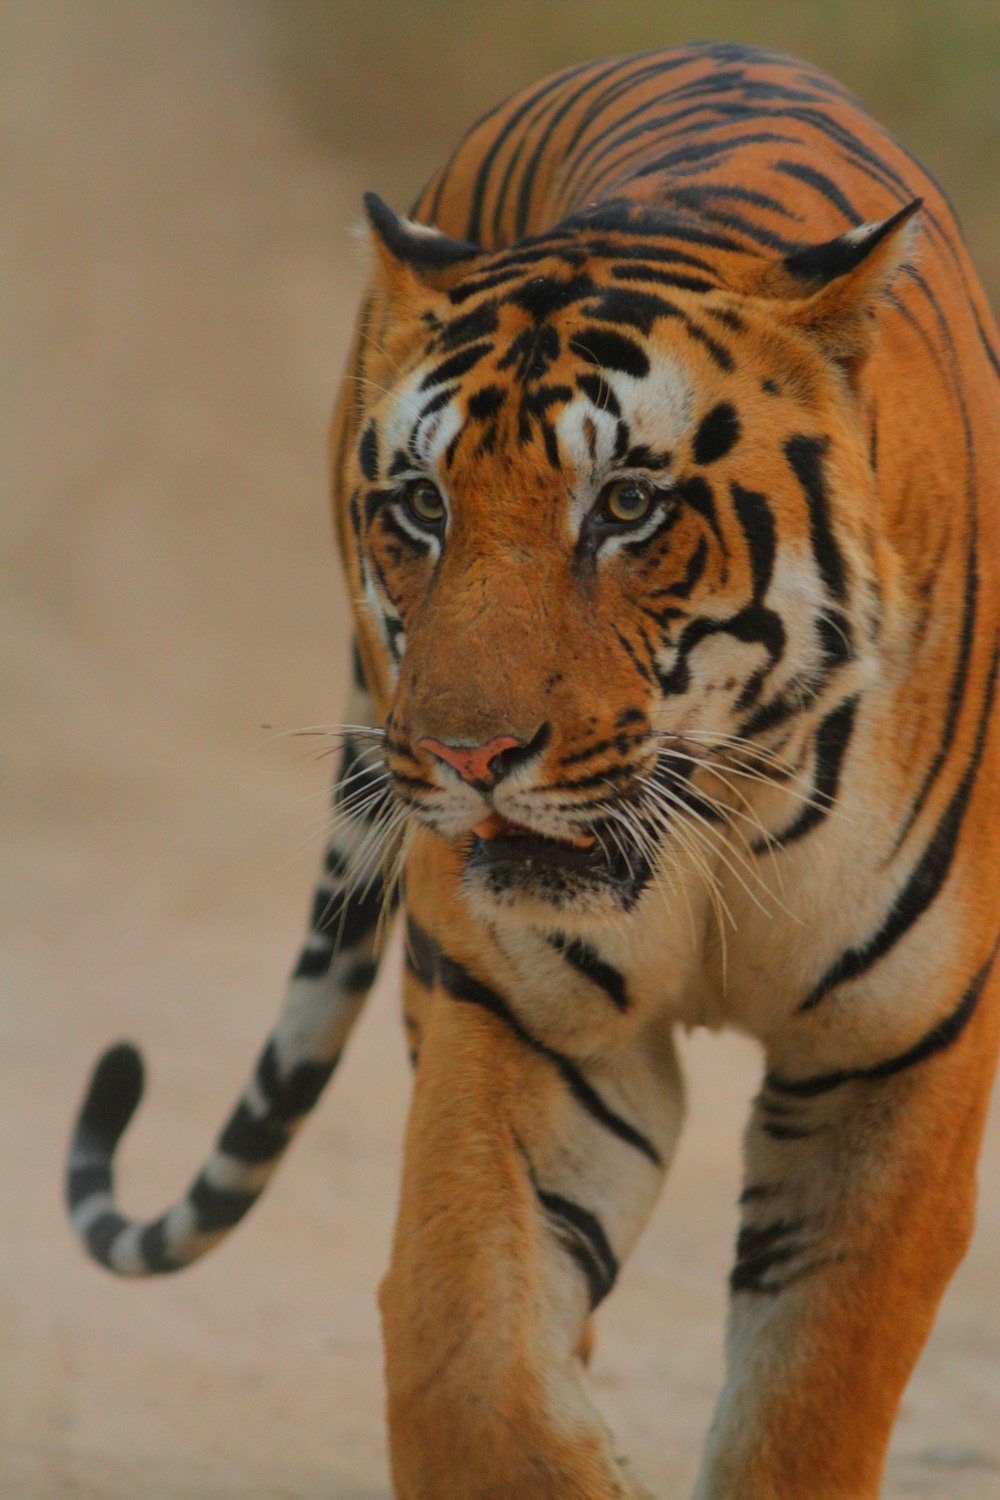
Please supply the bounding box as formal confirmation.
[4,4,998,1497]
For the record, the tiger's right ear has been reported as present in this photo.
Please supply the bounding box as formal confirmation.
[362,193,484,297]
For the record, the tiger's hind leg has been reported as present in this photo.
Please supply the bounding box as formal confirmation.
[694,959,1000,1500]
[384,904,684,1500]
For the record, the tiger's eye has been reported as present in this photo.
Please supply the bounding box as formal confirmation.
[404,479,446,526]
[602,479,654,525]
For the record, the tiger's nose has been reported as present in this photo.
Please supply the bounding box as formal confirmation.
[417,734,529,788]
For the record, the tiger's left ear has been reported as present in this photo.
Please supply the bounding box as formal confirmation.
[362,192,484,298]
[775,199,922,379]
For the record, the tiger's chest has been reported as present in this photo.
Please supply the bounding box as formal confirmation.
[484,742,939,1055]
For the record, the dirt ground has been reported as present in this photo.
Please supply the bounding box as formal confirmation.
[3,5,998,1497]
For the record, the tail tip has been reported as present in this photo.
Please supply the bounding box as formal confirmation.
[76,1041,146,1149]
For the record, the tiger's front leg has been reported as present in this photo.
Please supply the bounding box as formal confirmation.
[694,959,1000,1500]
[382,913,683,1500]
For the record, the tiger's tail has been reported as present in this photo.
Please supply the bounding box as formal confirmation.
[65,647,399,1276]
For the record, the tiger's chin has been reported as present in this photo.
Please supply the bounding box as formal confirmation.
[460,814,654,926]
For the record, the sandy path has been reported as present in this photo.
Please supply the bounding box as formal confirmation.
[3,6,997,1496]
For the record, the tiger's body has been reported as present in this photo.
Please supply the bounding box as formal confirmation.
[67,44,1000,1499]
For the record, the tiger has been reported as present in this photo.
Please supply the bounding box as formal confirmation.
[65,41,1000,1500]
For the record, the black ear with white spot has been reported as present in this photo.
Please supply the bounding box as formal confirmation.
[777,199,922,381]
[783,199,923,290]
[363,193,482,288]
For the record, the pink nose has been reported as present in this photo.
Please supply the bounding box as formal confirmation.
[418,735,524,787]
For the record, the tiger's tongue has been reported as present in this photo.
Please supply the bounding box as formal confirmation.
[473,813,596,850]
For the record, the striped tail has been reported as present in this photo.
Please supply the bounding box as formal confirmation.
[65,658,399,1276]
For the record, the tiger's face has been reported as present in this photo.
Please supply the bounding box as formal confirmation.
[342,203,911,924]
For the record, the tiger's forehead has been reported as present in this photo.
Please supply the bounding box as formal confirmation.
[555,350,695,481]
[378,277,699,484]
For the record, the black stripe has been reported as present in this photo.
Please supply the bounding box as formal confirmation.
[190,1176,260,1233]
[730,481,775,599]
[535,1186,619,1308]
[417,163,448,227]
[610,621,653,683]
[741,690,805,742]
[84,1210,131,1266]
[419,342,493,391]
[772,942,998,1096]
[439,300,500,351]
[416,386,456,424]
[343,956,379,992]
[882,257,978,852]
[447,254,581,306]
[772,696,857,848]
[407,919,661,1165]
[610,244,717,274]
[358,421,379,482]
[631,132,799,189]
[973,303,1000,381]
[891,522,978,854]
[571,327,650,379]
[337,736,390,815]
[554,54,711,203]
[673,181,802,221]
[350,636,368,693]
[463,59,598,244]
[761,1119,815,1141]
[693,404,741,467]
[583,285,683,335]
[683,317,734,372]
[730,1217,811,1294]
[300,870,386,956]
[802,644,999,1010]
[293,942,334,980]
[558,735,634,769]
[739,1183,780,1205]
[575,371,621,417]
[560,52,693,154]
[218,1101,289,1163]
[66,1162,112,1206]
[404,914,438,987]
[609,262,717,295]
[657,603,787,703]
[297,888,383,964]
[508,55,651,241]
[255,1043,339,1123]
[138,1218,180,1273]
[548,934,630,1011]
[438,951,661,1163]
[772,159,864,226]
[677,474,727,552]
[785,435,847,602]
[650,534,708,600]
[488,97,549,246]
[663,189,803,255]
[569,224,740,257]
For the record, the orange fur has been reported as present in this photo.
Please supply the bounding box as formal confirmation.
[64,42,999,1500]
[326,45,1000,1499]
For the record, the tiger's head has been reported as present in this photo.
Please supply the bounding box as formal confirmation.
[338,194,919,925]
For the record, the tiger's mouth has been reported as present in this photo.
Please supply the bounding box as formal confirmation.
[465,810,651,907]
